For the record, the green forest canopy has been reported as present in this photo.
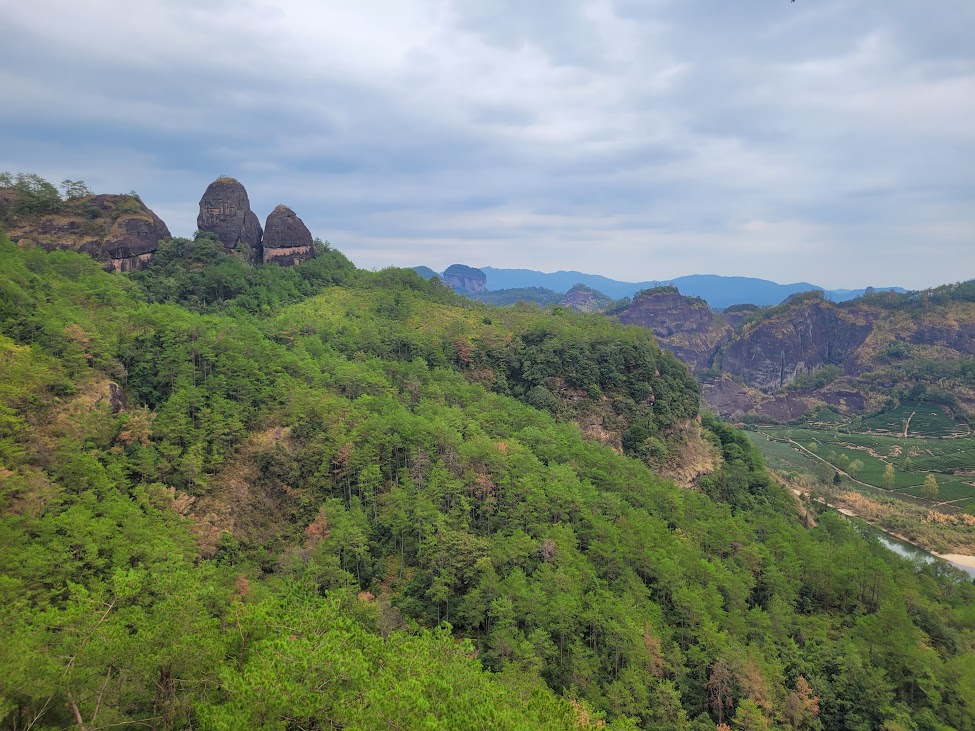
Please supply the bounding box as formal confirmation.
[1,232,974,730]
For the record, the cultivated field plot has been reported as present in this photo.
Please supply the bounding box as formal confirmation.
[752,423,975,514]
[860,400,971,438]
[746,432,823,475]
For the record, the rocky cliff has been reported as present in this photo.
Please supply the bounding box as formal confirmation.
[721,303,761,329]
[559,283,612,313]
[262,205,316,266]
[616,287,733,372]
[443,264,487,293]
[0,189,170,272]
[719,293,877,393]
[196,177,263,262]
[613,284,975,421]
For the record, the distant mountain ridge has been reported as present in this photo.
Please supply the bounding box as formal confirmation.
[477,266,904,309]
[613,284,975,422]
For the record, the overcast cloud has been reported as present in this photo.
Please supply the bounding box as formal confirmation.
[1,0,973,289]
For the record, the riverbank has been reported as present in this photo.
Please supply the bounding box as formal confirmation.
[791,487,975,570]
[935,552,975,569]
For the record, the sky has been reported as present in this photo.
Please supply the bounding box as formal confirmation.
[1,0,973,290]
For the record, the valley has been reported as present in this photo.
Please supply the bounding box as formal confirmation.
[2,174,974,730]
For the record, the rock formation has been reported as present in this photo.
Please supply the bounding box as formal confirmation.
[97,196,171,272]
[262,205,316,265]
[560,284,612,313]
[443,264,487,293]
[1,190,170,272]
[197,177,263,261]
[617,287,733,373]
[718,296,876,393]
[720,304,761,330]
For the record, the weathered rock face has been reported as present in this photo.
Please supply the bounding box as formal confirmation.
[1,191,170,272]
[720,300,876,392]
[721,304,761,330]
[617,288,733,372]
[908,320,975,355]
[97,196,171,272]
[699,373,868,422]
[262,205,316,266]
[197,177,263,261]
[443,264,487,293]
[560,283,611,313]
[683,289,975,420]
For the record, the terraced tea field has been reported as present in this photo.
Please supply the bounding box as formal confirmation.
[747,413,975,513]
[860,400,971,438]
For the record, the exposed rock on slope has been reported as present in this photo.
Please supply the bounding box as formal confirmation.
[262,205,316,265]
[721,304,761,330]
[613,284,975,421]
[1,190,170,272]
[719,294,877,393]
[197,177,263,261]
[443,264,487,293]
[712,292,975,420]
[617,287,732,372]
[560,283,611,313]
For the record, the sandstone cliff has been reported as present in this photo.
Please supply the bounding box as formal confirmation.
[721,303,761,329]
[703,290,975,420]
[611,284,975,422]
[443,264,487,293]
[262,205,316,266]
[1,190,170,272]
[559,283,612,313]
[719,294,877,393]
[617,287,732,372]
[197,177,263,262]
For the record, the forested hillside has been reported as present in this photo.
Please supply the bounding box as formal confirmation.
[2,234,975,730]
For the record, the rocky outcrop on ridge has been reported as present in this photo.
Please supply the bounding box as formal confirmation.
[262,205,316,265]
[443,264,487,293]
[197,177,263,262]
[721,304,761,330]
[1,190,170,272]
[4,174,323,271]
[719,295,877,393]
[617,287,733,373]
[560,284,612,313]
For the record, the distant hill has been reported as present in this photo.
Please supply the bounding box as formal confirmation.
[470,287,564,307]
[477,266,904,309]
[559,283,614,313]
[611,283,975,422]
[413,265,438,279]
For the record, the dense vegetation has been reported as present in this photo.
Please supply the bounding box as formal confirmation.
[855,281,975,310]
[471,286,566,307]
[2,233,975,730]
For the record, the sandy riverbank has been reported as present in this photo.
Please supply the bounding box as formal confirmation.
[934,553,975,569]
[792,489,975,568]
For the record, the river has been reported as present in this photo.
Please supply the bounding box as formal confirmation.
[850,520,975,578]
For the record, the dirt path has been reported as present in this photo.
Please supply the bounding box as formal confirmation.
[757,431,973,513]
[903,409,916,438]
[758,431,882,493]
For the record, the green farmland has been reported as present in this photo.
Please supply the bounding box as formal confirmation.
[860,400,971,437]
[746,411,975,514]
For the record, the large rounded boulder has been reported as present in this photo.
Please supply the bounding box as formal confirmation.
[262,204,316,266]
[197,177,263,261]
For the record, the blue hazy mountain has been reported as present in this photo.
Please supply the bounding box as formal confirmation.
[476,267,904,309]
